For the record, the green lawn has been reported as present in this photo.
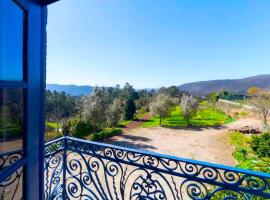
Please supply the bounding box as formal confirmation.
[46,122,60,129]
[141,106,233,128]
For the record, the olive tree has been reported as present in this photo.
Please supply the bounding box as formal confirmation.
[81,88,110,131]
[180,94,199,126]
[106,98,124,127]
[150,93,176,126]
[247,87,270,130]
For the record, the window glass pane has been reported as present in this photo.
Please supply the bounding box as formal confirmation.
[0,166,23,199]
[0,89,24,153]
[0,0,24,81]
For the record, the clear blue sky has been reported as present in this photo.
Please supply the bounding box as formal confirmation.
[47,0,270,88]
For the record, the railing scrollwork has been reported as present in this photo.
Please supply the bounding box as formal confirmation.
[45,136,270,199]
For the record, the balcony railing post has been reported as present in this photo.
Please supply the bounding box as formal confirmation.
[62,136,67,199]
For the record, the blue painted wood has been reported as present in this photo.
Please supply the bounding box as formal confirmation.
[40,0,60,6]
[25,1,47,199]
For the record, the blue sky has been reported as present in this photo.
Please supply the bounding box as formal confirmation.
[47,0,270,88]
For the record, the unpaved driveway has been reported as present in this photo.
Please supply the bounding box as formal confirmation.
[103,118,262,166]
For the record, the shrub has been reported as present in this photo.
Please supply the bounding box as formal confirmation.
[45,131,63,141]
[89,128,122,141]
[65,117,93,139]
[250,132,270,157]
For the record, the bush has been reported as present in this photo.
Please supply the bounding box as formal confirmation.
[65,117,93,139]
[250,132,270,157]
[45,131,63,141]
[89,128,122,141]
[230,132,270,173]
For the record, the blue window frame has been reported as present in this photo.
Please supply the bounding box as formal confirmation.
[0,0,47,199]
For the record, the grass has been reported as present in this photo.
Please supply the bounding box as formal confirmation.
[229,132,270,173]
[141,106,232,128]
[46,122,60,129]
[45,122,62,141]
[118,120,132,127]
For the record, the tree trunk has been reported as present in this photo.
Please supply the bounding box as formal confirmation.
[263,114,268,126]
[159,117,162,126]
[187,119,190,127]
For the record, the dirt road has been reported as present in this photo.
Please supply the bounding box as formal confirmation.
[103,118,262,166]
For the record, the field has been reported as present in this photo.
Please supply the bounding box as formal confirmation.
[141,106,233,128]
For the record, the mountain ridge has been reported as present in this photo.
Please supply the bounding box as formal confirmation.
[177,74,270,96]
[47,74,270,96]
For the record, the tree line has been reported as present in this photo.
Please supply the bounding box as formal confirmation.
[45,84,196,137]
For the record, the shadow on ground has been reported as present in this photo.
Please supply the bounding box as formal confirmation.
[164,125,227,131]
[102,134,157,150]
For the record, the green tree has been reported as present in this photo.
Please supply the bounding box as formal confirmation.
[250,132,270,157]
[81,87,110,131]
[45,91,76,123]
[207,92,220,107]
[124,99,136,120]
[150,93,176,125]
[106,98,124,127]
[180,94,199,126]
[247,87,270,129]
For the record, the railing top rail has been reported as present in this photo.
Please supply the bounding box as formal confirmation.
[45,136,65,146]
[0,149,23,157]
[65,136,270,179]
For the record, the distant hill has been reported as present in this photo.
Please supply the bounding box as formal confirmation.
[47,74,270,96]
[178,74,270,96]
[46,84,93,96]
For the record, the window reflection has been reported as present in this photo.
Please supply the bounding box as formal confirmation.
[0,0,24,81]
[0,89,23,153]
[0,166,23,199]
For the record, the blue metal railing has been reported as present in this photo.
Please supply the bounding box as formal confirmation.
[0,149,24,200]
[44,136,270,199]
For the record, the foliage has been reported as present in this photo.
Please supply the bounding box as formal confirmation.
[81,87,110,131]
[45,91,76,122]
[207,92,220,107]
[247,87,270,128]
[158,86,184,98]
[247,86,263,96]
[180,94,199,126]
[150,93,177,125]
[135,89,154,111]
[64,117,93,139]
[230,132,270,173]
[0,126,22,140]
[118,120,132,127]
[250,132,270,157]
[88,128,122,141]
[124,99,136,120]
[106,98,124,127]
[45,130,63,141]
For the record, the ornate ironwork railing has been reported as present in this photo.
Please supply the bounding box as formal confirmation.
[44,136,270,200]
[0,149,23,200]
